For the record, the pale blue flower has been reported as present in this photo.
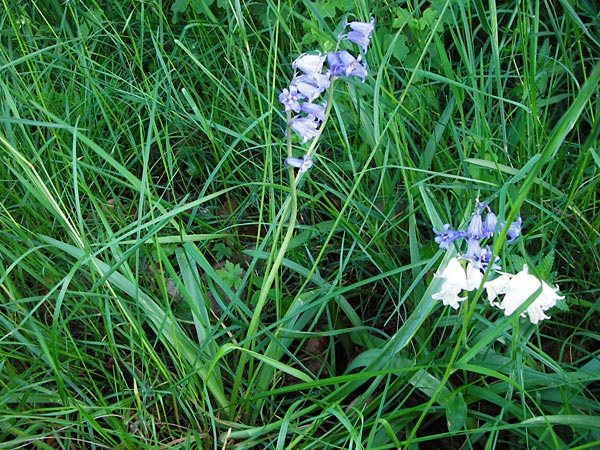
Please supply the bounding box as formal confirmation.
[505,216,522,242]
[482,210,498,238]
[278,85,304,113]
[480,245,502,271]
[289,116,320,143]
[292,52,326,75]
[344,17,375,53]
[463,238,482,264]
[285,155,313,173]
[327,51,367,81]
[434,224,463,250]
[300,101,327,122]
[291,73,330,102]
[466,210,484,239]
[433,203,518,273]
[464,242,501,272]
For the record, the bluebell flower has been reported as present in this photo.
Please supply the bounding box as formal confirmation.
[292,52,326,75]
[285,155,313,173]
[480,245,502,271]
[465,242,501,272]
[505,216,522,242]
[463,238,483,264]
[300,101,327,122]
[433,202,521,270]
[431,257,468,310]
[291,73,330,102]
[482,210,498,238]
[434,224,463,250]
[327,51,368,81]
[289,116,320,143]
[466,210,484,239]
[278,85,304,113]
[343,17,375,53]
[279,16,374,154]
[484,265,565,324]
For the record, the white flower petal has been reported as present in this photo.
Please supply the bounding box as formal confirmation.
[436,257,467,291]
[465,262,483,291]
[526,304,551,324]
[499,267,540,316]
[483,273,512,304]
[432,289,466,310]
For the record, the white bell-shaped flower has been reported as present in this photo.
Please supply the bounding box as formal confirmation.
[483,273,512,306]
[465,262,483,291]
[432,257,468,310]
[488,265,564,324]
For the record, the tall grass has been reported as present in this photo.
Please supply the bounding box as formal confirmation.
[0,0,598,448]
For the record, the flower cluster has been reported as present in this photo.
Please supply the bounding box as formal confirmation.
[434,201,521,272]
[432,201,564,324]
[278,17,375,170]
[484,265,564,324]
[433,256,564,323]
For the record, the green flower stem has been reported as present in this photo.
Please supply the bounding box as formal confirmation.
[230,81,337,418]
[230,167,298,418]
[245,80,338,417]
[305,78,336,159]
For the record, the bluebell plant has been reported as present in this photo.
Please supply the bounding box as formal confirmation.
[251,16,374,320]
[432,200,564,324]
[234,17,375,404]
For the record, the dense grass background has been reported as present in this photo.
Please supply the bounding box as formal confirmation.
[1,0,599,448]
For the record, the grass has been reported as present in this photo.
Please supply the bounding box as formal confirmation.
[0,0,599,448]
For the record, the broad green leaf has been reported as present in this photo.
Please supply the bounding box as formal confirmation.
[445,391,468,433]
